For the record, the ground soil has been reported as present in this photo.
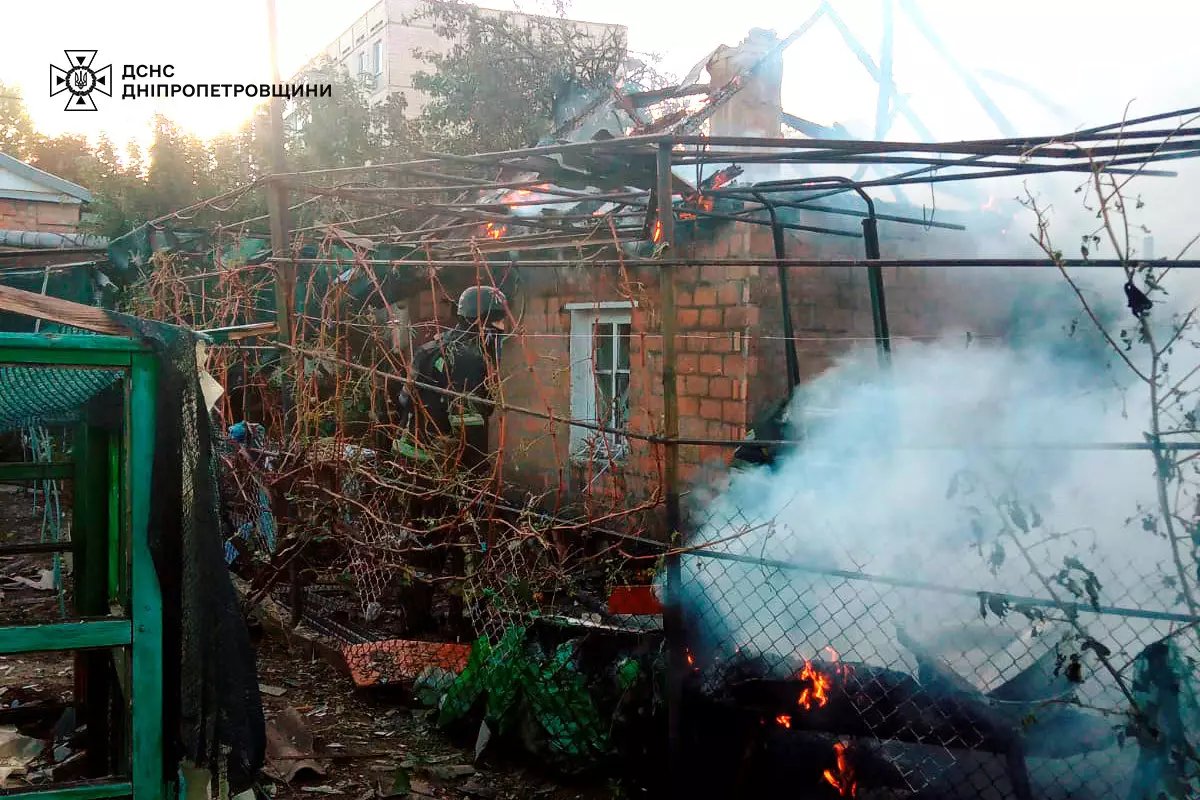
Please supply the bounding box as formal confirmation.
[1,486,614,798]
[254,631,614,799]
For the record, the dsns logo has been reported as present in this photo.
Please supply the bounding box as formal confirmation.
[50,50,112,111]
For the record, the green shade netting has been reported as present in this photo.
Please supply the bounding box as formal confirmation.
[0,364,121,432]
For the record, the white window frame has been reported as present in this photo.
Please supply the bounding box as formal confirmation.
[372,39,383,76]
[567,301,636,462]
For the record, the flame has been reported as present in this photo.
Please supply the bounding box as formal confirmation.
[710,171,733,191]
[774,714,792,729]
[686,649,695,667]
[484,222,507,240]
[693,170,733,214]
[796,659,832,711]
[652,218,663,243]
[823,742,857,797]
[499,183,551,205]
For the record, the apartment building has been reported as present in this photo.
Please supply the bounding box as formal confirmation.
[303,0,627,114]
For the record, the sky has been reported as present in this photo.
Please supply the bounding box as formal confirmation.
[6,0,1198,146]
[5,0,1199,250]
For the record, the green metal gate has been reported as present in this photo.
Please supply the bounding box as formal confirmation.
[0,332,163,799]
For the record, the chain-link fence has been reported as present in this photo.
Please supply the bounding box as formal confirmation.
[84,114,1200,797]
[679,460,1200,799]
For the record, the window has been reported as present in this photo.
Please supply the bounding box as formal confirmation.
[372,40,383,76]
[567,302,635,461]
[358,51,369,75]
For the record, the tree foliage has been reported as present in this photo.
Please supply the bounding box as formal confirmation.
[409,0,627,153]
[0,81,35,160]
[0,1,627,238]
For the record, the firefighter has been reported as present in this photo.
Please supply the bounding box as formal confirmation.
[394,284,508,474]
[391,285,508,635]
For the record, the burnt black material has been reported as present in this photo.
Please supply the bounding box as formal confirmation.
[112,312,266,792]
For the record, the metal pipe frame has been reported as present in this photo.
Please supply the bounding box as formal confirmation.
[268,257,1200,270]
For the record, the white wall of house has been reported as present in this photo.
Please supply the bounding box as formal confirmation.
[0,167,82,206]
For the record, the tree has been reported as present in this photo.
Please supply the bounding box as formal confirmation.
[1009,142,1200,798]
[144,115,216,218]
[0,83,35,159]
[409,0,627,153]
[287,63,383,170]
[27,134,98,187]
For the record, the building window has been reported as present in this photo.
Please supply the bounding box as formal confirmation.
[567,302,635,461]
[372,40,383,75]
[358,50,369,75]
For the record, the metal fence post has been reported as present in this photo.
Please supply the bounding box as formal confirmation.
[657,142,686,793]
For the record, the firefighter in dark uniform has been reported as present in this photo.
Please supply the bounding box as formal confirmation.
[391,285,508,634]
[394,285,508,473]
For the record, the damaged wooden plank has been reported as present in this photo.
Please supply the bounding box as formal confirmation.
[0,619,131,654]
[0,283,129,336]
[0,461,73,482]
[199,321,279,343]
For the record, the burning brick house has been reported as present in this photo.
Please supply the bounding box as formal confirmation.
[391,28,1013,509]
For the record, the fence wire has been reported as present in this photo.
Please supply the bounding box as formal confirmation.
[109,173,1200,798]
[680,493,1200,799]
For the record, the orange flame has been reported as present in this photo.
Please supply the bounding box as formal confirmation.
[484,222,507,240]
[823,646,854,681]
[652,218,663,243]
[796,659,832,711]
[823,742,857,797]
[500,183,550,205]
[686,649,695,667]
[774,714,792,729]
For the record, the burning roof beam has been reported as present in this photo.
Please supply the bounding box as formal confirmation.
[780,111,852,140]
[668,9,825,136]
[625,83,714,107]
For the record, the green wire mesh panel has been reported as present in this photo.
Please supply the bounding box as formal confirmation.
[0,365,122,432]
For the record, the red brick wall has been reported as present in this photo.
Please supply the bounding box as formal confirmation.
[395,216,1021,528]
[0,198,81,234]
[746,221,1020,427]
[492,265,665,514]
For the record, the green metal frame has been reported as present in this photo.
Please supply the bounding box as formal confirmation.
[0,332,164,800]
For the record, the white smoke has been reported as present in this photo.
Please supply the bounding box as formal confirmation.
[679,268,1199,796]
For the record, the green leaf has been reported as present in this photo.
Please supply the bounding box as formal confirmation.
[616,657,642,690]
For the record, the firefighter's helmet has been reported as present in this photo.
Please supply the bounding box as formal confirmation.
[456,286,508,324]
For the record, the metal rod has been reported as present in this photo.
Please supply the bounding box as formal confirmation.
[729,197,967,231]
[671,131,1200,156]
[684,548,1200,625]
[270,257,1200,270]
[752,191,800,390]
[820,0,935,141]
[268,343,1200,451]
[679,151,1179,178]
[899,0,1017,137]
[862,211,892,365]
[658,141,685,788]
